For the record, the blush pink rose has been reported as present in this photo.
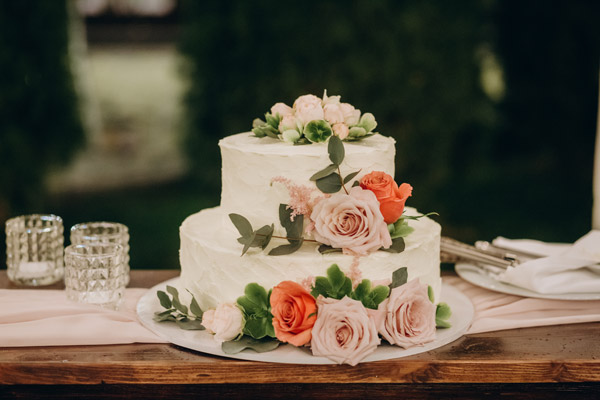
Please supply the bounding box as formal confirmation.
[202,303,245,344]
[340,103,361,126]
[332,123,349,139]
[323,103,345,124]
[310,296,380,366]
[270,281,317,347]
[270,102,293,118]
[293,94,324,125]
[370,279,436,348]
[310,186,392,255]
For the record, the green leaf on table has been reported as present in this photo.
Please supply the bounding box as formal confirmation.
[156,290,172,309]
[310,163,338,181]
[389,267,408,290]
[167,285,188,315]
[175,317,205,330]
[382,237,406,253]
[222,336,281,354]
[436,302,452,329]
[328,135,345,165]
[316,173,342,194]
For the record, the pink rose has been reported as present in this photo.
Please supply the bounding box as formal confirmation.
[310,296,380,366]
[332,123,349,140]
[270,102,293,118]
[310,186,392,255]
[340,103,361,126]
[293,94,324,125]
[279,115,301,133]
[323,103,345,124]
[370,279,436,348]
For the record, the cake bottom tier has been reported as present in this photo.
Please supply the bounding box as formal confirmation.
[179,207,442,311]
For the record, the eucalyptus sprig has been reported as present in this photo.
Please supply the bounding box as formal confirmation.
[153,285,205,330]
[310,136,360,194]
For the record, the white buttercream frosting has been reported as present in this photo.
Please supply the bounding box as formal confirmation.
[179,132,442,311]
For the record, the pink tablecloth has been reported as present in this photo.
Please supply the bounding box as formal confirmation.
[1,278,600,347]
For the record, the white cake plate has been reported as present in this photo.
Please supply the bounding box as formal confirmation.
[456,263,600,301]
[137,278,473,364]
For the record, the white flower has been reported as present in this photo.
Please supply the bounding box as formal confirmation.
[270,102,293,118]
[279,114,301,133]
[293,94,324,125]
[323,103,345,125]
[322,90,341,105]
[340,103,361,126]
[202,303,244,344]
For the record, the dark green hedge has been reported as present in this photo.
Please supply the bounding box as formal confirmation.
[0,1,84,217]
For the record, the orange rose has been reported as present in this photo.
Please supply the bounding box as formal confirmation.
[270,281,317,346]
[360,172,412,224]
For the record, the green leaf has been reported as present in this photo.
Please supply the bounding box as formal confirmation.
[268,239,303,255]
[317,244,343,254]
[436,319,452,329]
[241,232,256,256]
[304,119,332,143]
[352,279,371,300]
[436,302,452,320]
[315,173,342,194]
[352,180,360,187]
[176,317,205,330]
[311,276,332,298]
[244,315,275,339]
[265,112,280,129]
[153,309,176,322]
[327,264,347,292]
[401,212,439,221]
[348,126,367,138]
[156,290,172,309]
[351,280,390,309]
[255,224,274,250]
[310,164,338,181]
[328,135,345,165]
[390,267,408,289]
[166,285,188,315]
[369,285,390,307]
[382,237,406,253]
[243,283,269,310]
[343,170,360,184]
[428,286,435,303]
[252,118,266,129]
[229,213,253,238]
[388,219,415,239]
[222,336,281,354]
[189,294,204,318]
[358,112,377,132]
[278,204,303,239]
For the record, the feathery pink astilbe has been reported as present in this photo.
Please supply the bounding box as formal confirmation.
[271,176,325,221]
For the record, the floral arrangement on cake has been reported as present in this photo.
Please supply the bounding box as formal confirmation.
[155,264,451,366]
[252,92,378,144]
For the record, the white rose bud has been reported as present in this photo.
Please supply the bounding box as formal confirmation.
[293,94,324,125]
[270,102,293,118]
[332,123,349,140]
[340,103,361,126]
[202,303,244,344]
[323,103,345,125]
[279,114,301,132]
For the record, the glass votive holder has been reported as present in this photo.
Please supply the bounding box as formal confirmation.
[64,243,126,310]
[70,222,130,286]
[5,214,64,286]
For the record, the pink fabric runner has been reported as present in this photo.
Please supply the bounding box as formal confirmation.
[1,279,599,347]
[0,288,166,347]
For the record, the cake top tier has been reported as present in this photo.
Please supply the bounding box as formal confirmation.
[251,92,379,145]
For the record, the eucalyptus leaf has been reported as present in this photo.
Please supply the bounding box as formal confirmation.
[241,232,256,256]
[278,204,303,239]
[166,285,188,314]
[176,317,205,330]
[382,237,406,253]
[428,285,435,303]
[310,163,338,181]
[317,244,343,254]
[401,212,439,221]
[156,290,172,309]
[229,213,253,238]
[343,170,360,184]
[390,267,408,289]
[255,224,274,250]
[268,239,303,255]
[352,180,360,187]
[189,295,204,318]
[153,312,176,322]
[328,135,345,165]
[222,336,281,355]
[316,173,342,194]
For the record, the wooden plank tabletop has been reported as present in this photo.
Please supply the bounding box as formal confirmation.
[1,269,599,399]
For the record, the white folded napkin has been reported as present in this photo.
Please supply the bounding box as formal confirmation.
[495,230,600,294]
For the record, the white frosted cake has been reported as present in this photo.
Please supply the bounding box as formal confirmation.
[179,132,441,311]
[171,93,447,366]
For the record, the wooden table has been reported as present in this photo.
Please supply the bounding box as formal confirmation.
[1,270,599,399]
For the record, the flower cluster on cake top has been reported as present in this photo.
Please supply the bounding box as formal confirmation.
[252,92,378,144]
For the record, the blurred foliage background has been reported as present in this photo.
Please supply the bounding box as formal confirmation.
[0,0,599,270]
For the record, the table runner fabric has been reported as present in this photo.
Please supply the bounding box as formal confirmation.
[443,276,600,334]
[0,288,166,347]
[2,280,600,347]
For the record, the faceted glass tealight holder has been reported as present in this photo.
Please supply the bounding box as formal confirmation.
[64,243,126,310]
[70,222,130,286]
[5,214,64,286]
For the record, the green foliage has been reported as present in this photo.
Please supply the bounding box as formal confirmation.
[268,204,304,256]
[436,302,452,329]
[222,336,281,355]
[389,267,408,290]
[236,283,275,339]
[304,120,332,143]
[350,279,390,310]
[0,1,84,216]
[229,213,274,255]
[154,286,205,330]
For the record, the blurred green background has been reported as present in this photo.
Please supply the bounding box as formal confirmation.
[1,0,599,270]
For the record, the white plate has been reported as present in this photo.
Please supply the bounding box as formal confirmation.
[137,278,473,364]
[455,263,600,300]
